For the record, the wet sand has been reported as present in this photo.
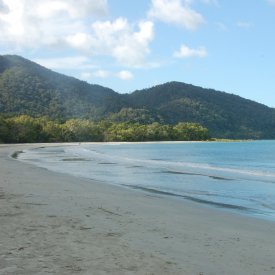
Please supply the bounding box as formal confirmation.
[1,144,275,275]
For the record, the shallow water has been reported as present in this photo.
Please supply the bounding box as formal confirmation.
[18,141,275,220]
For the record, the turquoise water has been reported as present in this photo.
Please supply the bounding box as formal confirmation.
[19,141,275,220]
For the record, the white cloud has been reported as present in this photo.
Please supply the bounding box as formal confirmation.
[80,70,110,80]
[148,0,204,30]
[35,0,108,19]
[116,70,134,80]
[34,56,96,70]
[65,33,94,52]
[92,70,110,78]
[65,18,154,67]
[0,1,154,68]
[80,72,93,80]
[81,70,134,81]
[237,21,251,29]
[0,0,108,47]
[174,44,207,58]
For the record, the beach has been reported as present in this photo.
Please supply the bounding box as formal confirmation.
[1,144,275,275]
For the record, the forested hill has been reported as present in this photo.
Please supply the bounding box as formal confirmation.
[0,55,124,119]
[128,82,275,139]
[1,54,275,139]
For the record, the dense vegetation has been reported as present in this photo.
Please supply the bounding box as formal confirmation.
[1,55,275,139]
[0,55,123,119]
[127,82,275,139]
[0,115,210,143]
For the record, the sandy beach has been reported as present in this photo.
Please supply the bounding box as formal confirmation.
[1,144,275,275]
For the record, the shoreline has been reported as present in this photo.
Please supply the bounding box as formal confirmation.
[16,141,275,222]
[1,144,275,274]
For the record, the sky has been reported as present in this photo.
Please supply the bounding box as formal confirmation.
[0,0,275,107]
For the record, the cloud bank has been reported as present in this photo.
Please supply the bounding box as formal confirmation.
[65,18,154,67]
[0,0,108,47]
[0,0,154,67]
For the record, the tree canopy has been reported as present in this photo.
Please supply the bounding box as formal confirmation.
[0,115,210,143]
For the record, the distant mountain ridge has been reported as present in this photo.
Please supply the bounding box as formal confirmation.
[0,54,275,139]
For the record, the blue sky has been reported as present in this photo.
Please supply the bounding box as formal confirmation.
[0,0,275,107]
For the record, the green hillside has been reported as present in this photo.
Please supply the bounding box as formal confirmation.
[0,55,275,139]
[128,82,275,138]
[0,55,123,119]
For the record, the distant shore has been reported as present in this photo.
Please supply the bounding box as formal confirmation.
[1,143,275,274]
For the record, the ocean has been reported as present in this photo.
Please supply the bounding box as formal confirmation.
[18,141,275,221]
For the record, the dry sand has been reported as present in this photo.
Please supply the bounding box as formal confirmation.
[1,144,275,275]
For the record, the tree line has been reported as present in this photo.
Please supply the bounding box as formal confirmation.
[0,115,210,143]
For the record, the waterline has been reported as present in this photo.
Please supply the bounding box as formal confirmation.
[18,141,275,221]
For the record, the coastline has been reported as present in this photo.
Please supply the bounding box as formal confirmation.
[1,144,275,274]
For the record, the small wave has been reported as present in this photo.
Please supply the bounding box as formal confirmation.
[62,158,88,162]
[98,162,117,165]
[161,170,233,181]
[123,185,258,212]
